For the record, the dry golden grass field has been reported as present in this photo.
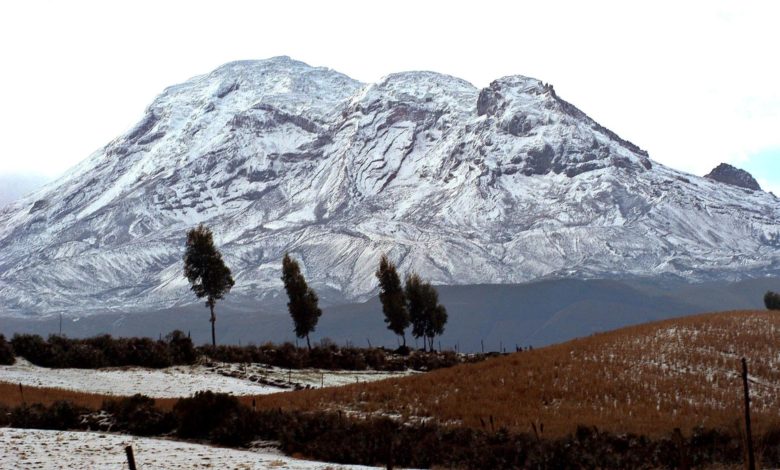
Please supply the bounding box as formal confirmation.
[0,382,178,410]
[252,310,780,437]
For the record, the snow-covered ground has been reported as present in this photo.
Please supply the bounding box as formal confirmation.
[0,358,413,398]
[0,428,377,469]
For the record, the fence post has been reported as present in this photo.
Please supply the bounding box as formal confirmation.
[125,445,137,470]
[742,358,755,470]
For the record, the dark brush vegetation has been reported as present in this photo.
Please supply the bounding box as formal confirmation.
[766,291,780,310]
[10,330,196,369]
[0,334,14,365]
[5,330,472,371]
[8,401,88,430]
[102,394,174,436]
[198,341,466,371]
[4,393,780,469]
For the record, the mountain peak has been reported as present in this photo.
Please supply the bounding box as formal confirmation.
[0,59,778,315]
[704,163,762,191]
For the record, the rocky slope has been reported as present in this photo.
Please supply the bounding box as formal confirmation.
[0,57,778,316]
[705,163,762,190]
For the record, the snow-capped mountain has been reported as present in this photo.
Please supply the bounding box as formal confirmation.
[1,56,778,316]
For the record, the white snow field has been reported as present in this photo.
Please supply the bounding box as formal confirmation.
[0,358,413,398]
[0,428,378,469]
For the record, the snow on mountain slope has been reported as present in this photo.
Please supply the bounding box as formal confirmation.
[0,56,778,316]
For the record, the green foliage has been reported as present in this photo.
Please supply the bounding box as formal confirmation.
[165,330,197,364]
[405,273,448,351]
[281,253,322,349]
[200,342,464,371]
[183,224,234,346]
[103,394,174,436]
[10,401,86,430]
[765,291,780,310]
[376,254,410,346]
[0,334,15,365]
[9,331,196,369]
[173,391,255,445]
[6,398,770,468]
[405,273,427,340]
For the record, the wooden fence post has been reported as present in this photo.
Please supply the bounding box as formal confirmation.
[125,445,137,470]
[742,358,755,470]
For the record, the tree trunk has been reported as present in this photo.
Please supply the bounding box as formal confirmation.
[306,334,311,351]
[209,304,216,347]
[401,333,406,348]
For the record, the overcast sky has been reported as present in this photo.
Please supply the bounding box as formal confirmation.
[0,0,778,194]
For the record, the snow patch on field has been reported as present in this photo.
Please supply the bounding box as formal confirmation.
[0,427,377,469]
[0,358,413,398]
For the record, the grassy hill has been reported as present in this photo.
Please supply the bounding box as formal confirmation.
[254,310,780,437]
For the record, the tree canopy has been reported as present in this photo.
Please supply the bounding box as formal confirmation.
[183,224,234,346]
[765,291,780,310]
[281,253,322,349]
[376,254,410,347]
[405,272,448,351]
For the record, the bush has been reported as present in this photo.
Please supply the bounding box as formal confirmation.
[173,391,254,445]
[0,404,10,426]
[4,396,779,468]
[199,341,467,372]
[103,394,174,436]
[166,330,197,364]
[209,409,258,446]
[9,332,198,369]
[0,334,14,365]
[10,401,86,430]
[10,334,53,366]
[766,291,780,310]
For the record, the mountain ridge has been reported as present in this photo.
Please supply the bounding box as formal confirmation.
[1,57,778,315]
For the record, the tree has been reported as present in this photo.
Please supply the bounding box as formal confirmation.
[281,253,322,350]
[404,273,448,352]
[405,273,427,349]
[426,303,448,352]
[765,291,780,310]
[376,254,410,347]
[183,224,235,347]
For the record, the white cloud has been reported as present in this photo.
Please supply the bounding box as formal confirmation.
[0,0,777,179]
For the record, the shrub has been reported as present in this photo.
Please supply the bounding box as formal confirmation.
[166,330,197,365]
[4,396,778,468]
[10,401,86,430]
[9,332,199,369]
[765,291,780,310]
[0,335,14,365]
[103,394,174,436]
[0,404,10,426]
[10,334,53,366]
[209,409,258,446]
[173,391,253,444]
